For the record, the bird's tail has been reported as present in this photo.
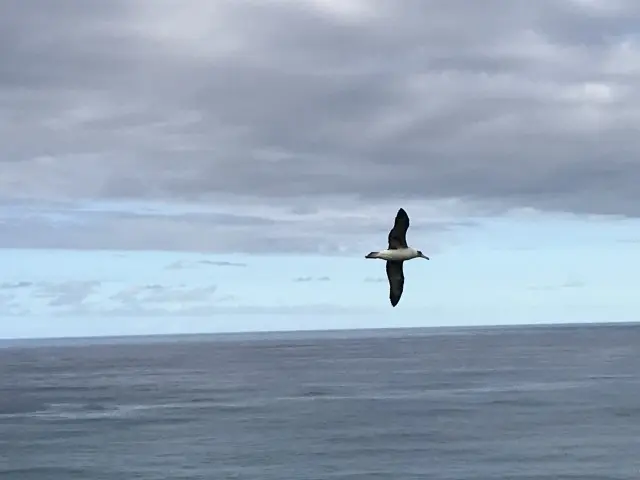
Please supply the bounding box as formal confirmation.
[365,251,380,259]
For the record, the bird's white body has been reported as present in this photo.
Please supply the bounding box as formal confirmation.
[368,248,421,261]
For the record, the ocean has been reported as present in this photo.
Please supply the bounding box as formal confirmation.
[1,323,639,479]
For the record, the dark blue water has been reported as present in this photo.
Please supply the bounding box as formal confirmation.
[1,324,639,479]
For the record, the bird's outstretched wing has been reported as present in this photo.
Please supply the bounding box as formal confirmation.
[387,208,410,249]
[386,261,404,307]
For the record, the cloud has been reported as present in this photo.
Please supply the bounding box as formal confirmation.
[0,200,467,253]
[108,283,225,313]
[0,281,34,289]
[0,277,375,317]
[528,279,586,291]
[293,276,331,282]
[38,281,102,307]
[3,1,640,252]
[198,260,246,267]
[166,259,247,269]
[0,280,102,314]
[1,279,236,316]
[364,277,386,283]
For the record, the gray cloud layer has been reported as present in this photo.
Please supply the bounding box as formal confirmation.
[2,1,640,251]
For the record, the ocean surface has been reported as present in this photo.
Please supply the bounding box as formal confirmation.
[1,323,639,479]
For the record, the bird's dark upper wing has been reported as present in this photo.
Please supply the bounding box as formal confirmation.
[387,208,410,249]
[386,261,404,307]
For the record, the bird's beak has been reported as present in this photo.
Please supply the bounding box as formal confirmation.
[421,254,430,260]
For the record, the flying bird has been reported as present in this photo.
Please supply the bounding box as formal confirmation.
[365,208,429,307]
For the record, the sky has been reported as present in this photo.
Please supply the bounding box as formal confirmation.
[2,0,640,338]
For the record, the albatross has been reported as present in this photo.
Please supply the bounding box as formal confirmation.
[365,208,429,307]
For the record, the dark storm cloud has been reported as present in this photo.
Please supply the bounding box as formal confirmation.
[2,0,640,252]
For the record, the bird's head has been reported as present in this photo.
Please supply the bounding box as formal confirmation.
[416,250,430,260]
